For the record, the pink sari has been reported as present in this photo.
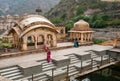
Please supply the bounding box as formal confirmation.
[47,50,51,62]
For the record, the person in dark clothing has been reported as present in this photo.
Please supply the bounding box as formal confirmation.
[74,38,79,47]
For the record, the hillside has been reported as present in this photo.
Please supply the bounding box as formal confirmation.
[47,0,120,19]
[46,0,120,29]
[0,0,60,15]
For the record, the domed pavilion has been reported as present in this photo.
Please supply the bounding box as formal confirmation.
[69,20,94,44]
[9,15,58,50]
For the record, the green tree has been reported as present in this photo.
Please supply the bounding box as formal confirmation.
[60,13,67,20]
[108,19,120,26]
[91,3,106,9]
[101,14,110,21]
[51,17,62,24]
[93,19,107,28]
[76,6,86,15]
[65,21,74,31]
[93,39,105,44]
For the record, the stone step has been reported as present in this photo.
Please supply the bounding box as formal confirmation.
[42,61,55,66]
[38,78,48,81]
[70,60,80,64]
[103,55,109,58]
[0,66,23,80]
[41,61,55,71]
[43,66,55,71]
[42,62,54,65]
[70,59,80,61]
[92,61,99,68]
[70,56,79,59]
[62,66,78,75]
[22,73,46,81]
[42,63,54,68]
[69,55,81,64]
[71,59,80,62]
[91,55,98,58]
[27,73,48,81]
[0,67,18,73]
[33,75,48,81]
[4,72,21,78]
[110,58,115,62]
[69,67,77,73]
[70,57,79,60]
[9,74,23,80]
[69,70,79,76]
[1,69,20,76]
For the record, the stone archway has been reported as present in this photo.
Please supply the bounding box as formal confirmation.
[37,35,44,48]
[27,35,36,49]
[37,35,44,45]
[47,34,53,47]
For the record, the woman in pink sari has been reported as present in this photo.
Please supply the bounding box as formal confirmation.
[47,48,51,63]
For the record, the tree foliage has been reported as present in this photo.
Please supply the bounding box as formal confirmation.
[0,43,12,48]
[0,38,9,43]
[76,6,86,15]
[93,39,106,44]
[91,3,106,10]
[51,17,62,24]
[51,12,120,30]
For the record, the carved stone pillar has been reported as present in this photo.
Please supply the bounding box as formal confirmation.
[79,33,81,42]
[44,34,47,45]
[87,33,89,42]
[34,36,38,49]
[81,33,84,43]
[52,35,57,47]
[21,36,27,51]
[88,33,90,42]
[90,33,93,41]
[84,33,86,42]
[76,33,79,40]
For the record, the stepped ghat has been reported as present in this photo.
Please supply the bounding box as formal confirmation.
[0,14,120,81]
[0,45,120,81]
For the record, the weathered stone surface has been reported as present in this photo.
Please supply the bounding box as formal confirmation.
[52,56,70,68]
[18,61,42,77]
[0,76,13,81]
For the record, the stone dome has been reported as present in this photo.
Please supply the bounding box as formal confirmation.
[10,14,58,37]
[71,20,92,31]
[19,15,55,29]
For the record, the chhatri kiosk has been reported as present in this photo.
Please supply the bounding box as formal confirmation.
[69,20,94,44]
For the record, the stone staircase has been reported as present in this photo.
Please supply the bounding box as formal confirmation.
[68,66,79,76]
[24,60,56,81]
[90,51,99,68]
[90,51,99,59]
[67,54,80,64]
[61,54,80,76]
[41,60,55,71]
[0,66,23,80]
[61,65,79,77]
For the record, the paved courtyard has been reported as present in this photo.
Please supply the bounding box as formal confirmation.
[0,44,112,68]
